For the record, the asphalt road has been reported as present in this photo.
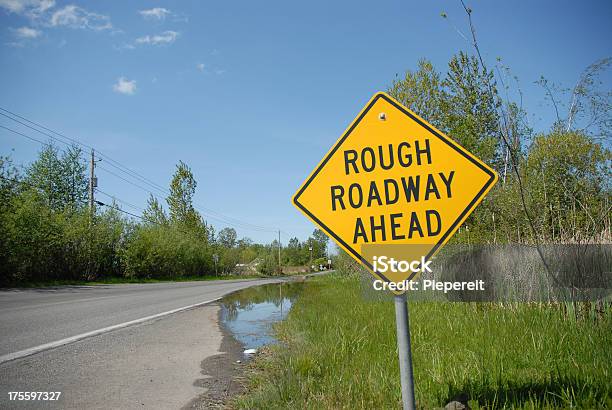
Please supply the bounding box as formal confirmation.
[0,277,285,409]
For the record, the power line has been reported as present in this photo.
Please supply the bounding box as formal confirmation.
[97,164,275,230]
[97,165,162,196]
[96,200,144,220]
[0,124,52,147]
[1,123,280,233]
[96,189,145,212]
[0,107,284,234]
[280,230,294,238]
[97,158,168,196]
[0,109,169,195]
[98,159,277,231]
[0,108,86,149]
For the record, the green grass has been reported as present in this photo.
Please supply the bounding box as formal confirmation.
[232,274,611,409]
[1,273,268,288]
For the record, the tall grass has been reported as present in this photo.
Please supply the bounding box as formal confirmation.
[232,274,611,409]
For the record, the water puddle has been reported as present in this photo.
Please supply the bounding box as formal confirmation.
[219,281,303,356]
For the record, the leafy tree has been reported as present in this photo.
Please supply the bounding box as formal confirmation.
[167,161,201,229]
[143,194,167,225]
[389,59,446,129]
[237,237,258,264]
[25,143,87,211]
[218,227,237,248]
[284,237,305,265]
[310,229,329,260]
[60,145,88,207]
[0,156,21,284]
[524,131,611,240]
[389,53,502,169]
[257,243,279,275]
[0,155,19,224]
[442,52,501,166]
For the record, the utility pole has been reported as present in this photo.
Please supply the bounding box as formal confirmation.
[309,239,313,271]
[277,230,282,275]
[87,149,96,281]
[89,149,96,222]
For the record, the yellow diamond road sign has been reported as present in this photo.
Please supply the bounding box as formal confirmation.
[292,92,498,285]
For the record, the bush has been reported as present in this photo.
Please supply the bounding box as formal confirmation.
[0,191,128,285]
[123,224,213,278]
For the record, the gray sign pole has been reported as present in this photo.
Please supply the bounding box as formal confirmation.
[394,292,416,410]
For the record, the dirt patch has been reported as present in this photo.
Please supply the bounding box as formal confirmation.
[182,303,249,409]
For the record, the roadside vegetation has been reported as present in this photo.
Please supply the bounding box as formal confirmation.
[232,273,611,409]
[0,151,329,287]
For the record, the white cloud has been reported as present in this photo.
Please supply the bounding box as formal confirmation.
[135,30,178,46]
[196,63,205,72]
[50,5,112,31]
[112,77,136,95]
[2,1,114,48]
[0,0,53,15]
[138,7,170,20]
[7,25,41,46]
[12,26,41,38]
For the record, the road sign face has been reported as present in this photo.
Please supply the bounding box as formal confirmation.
[293,92,498,285]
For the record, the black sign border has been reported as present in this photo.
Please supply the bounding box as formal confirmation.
[293,93,497,283]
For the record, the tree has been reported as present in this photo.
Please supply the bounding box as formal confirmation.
[218,227,237,248]
[388,53,502,169]
[166,161,202,230]
[388,59,446,129]
[284,237,304,265]
[524,131,611,240]
[442,52,501,166]
[59,145,88,207]
[25,143,87,211]
[257,241,280,275]
[0,156,20,284]
[310,229,329,260]
[143,195,167,225]
[0,155,19,206]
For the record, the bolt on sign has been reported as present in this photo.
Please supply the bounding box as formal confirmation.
[292,92,498,286]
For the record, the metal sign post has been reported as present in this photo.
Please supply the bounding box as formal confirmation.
[394,293,416,410]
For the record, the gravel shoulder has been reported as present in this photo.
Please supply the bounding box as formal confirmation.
[183,304,248,410]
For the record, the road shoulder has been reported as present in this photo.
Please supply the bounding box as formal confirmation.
[183,304,248,409]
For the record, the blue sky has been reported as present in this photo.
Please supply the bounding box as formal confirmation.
[1,0,611,244]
